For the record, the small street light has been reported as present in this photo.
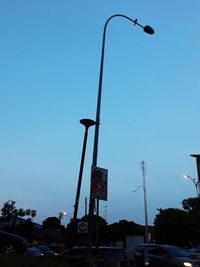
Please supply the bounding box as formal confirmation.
[183,174,199,197]
[190,154,200,198]
[59,211,67,223]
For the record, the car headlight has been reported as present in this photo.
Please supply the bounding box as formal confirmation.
[183,262,192,267]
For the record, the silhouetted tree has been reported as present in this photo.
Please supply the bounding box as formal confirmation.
[16,219,35,242]
[108,220,144,245]
[42,216,61,229]
[154,208,192,246]
[0,200,36,225]
[182,197,200,244]
[65,215,108,248]
[182,197,200,216]
[82,214,108,245]
[65,219,79,248]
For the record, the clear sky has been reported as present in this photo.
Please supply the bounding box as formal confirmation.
[0,0,200,226]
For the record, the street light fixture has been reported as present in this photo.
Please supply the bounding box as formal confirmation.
[183,174,199,197]
[89,14,155,216]
[59,211,67,223]
[73,119,96,221]
[190,154,200,196]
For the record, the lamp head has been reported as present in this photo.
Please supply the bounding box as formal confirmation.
[80,118,96,128]
[143,25,155,35]
[190,154,200,158]
[183,174,190,179]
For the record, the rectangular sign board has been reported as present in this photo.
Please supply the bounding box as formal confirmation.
[91,166,108,201]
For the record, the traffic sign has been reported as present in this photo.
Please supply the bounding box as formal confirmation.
[77,222,88,233]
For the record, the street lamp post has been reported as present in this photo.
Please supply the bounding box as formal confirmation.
[89,14,155,216]
[190,154,200,198]
[183,174,199,197]
[73,119,96,221]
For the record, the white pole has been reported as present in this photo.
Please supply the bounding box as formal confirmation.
[141,161,149,243]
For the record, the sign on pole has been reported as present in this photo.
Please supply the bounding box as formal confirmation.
[77,222,88,233]
[91,166,108,201]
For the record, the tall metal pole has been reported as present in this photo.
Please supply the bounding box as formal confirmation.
[89,14,155,217]
[141,161,149,243]
[87,15,154,254]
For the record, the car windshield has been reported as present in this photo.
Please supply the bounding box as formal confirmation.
[102,250,123,260]
[166,247,190,257]
[189,247,200,253]
[37,246,52,253]
[28,249,41,255]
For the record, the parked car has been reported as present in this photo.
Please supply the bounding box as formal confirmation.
[60,246,128,267]
[25,247,44,256]
[128,243,200,267]
[188,247,200,260]
[0,230,28,255]
[32,245,58,256]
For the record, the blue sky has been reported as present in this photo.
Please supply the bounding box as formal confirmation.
[0,0,200,226]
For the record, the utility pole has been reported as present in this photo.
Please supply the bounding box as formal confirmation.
[141,161,149,243]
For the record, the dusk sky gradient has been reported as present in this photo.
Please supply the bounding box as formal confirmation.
[0,1,200,226]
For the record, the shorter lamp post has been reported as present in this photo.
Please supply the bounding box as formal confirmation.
[59,211,67,222]
[190,154,200,198]
[73,119,96,221]
[183,174,199,197]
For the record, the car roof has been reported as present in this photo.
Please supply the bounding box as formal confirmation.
[28,248,41,251]
[0,230,26,241]
[72,246,123,250]
[136,243,178,249]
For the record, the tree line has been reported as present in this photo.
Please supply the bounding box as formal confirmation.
[0,197,200,248]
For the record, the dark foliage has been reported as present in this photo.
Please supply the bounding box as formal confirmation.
[154,208,191,246]
[65,215,109,248]
[107,220,144,245]
[0,200,36,224]
[154,198,200,246]
[15,219,35,242]
[42,216,62,229]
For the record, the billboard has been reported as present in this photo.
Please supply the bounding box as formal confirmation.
[91,166,108,201]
